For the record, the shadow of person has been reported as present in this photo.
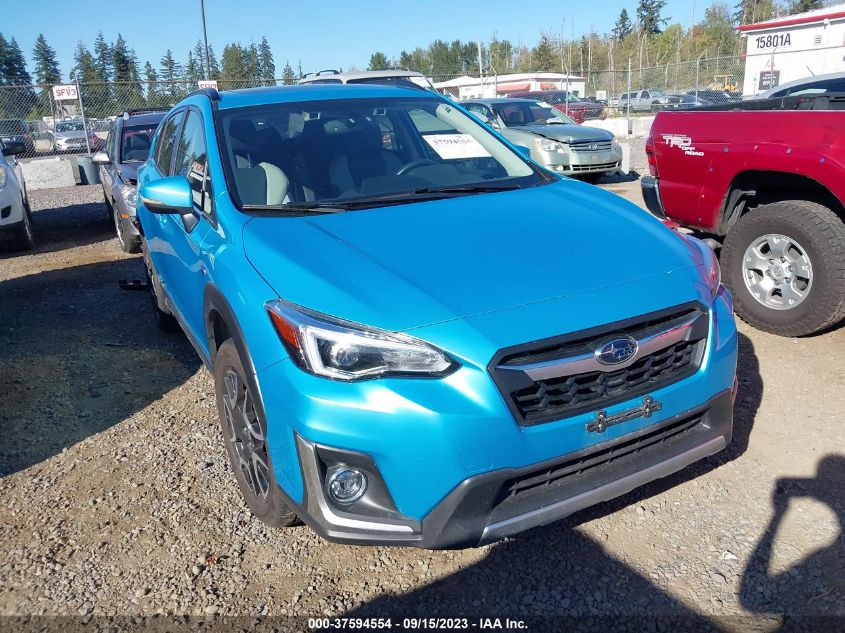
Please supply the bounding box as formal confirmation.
[0,257,199,475]
[740,455,845,620]
[342,528,723,632]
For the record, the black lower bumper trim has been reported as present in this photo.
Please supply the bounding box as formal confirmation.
[291,390,733,549]
[641,176,667,219]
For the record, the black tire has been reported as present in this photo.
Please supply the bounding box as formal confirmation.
[11,201,35,252]
[214,339,298,528]
[722,200,845,336]
[114,207,141,254]
[104,194,114,223]
[141,239,180,333]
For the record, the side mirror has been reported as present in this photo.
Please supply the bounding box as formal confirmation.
[2,141,26,156]
[514,145,531,158]
[140,176,199,231]
[140,176,193,215]
[92,151,110,165]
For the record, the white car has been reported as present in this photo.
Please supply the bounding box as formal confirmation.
[0,140,34,251]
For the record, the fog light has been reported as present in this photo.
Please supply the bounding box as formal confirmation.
[327,467,367,504]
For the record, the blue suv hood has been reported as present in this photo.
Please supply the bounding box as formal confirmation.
[243,179,701,332]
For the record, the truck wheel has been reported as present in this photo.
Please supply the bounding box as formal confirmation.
[214,339,299,528]
[722,200,845,336]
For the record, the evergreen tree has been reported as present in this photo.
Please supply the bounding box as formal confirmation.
[612,9,634,40]
[112,34,143,109]
[69,42,103,118]
[637,0,669,34]
[206,44,220,79]
[368,52,389,71]
[258,36,275,84]
[144,61,166,107]
[531,35,557,71]
[185,50,203,82]
[281,60,295,85]
[32,34,61,116]
[220,44,247,85]
[93,31,112,81]
[733,0,775,25]
[159,49,183,99]
[191,40,207,79]
[786,0,823,13]
[244,41,261,83]
[32,34,61,84]
[2,37,32,84]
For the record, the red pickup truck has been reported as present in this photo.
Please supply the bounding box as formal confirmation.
[642,95,845,337]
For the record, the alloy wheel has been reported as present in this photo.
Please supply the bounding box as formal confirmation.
[742,233,813,310]
[222,368,271,499]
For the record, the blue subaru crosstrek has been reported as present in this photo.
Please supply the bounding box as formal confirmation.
[135,83,737,548]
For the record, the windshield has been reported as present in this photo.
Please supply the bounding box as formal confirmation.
[55,121,85,132]
[121,124,158,162]
[649,90,667,97]
[218,97,545,210]
[497,101,573,127]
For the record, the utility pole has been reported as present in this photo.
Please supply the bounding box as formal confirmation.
[200,0,211,80]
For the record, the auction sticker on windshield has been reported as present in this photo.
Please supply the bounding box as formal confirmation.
[423,134,491,160]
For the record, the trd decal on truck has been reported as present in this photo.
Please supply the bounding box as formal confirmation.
[661,134,704,157]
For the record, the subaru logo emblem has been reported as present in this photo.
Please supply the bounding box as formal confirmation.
[595,336,639,366]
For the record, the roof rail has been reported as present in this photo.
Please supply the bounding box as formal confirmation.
[302,69,339,78]
[121,107,171,119]
[186,87,221,102]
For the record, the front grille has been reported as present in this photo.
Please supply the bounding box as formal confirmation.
[570,140,612,153]
[570,162,619,172]
[499,409,704,502]
[513,338,698,419]
[489,304,708,425]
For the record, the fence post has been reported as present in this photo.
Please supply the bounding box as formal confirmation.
[76,77,92,156]
[626,58,632,135]
[695,53,704,101]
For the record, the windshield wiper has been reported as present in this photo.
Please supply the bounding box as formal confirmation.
[411,183,523,195]
[243,202,348,214]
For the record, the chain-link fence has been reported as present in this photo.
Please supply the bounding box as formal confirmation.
[430,55,745,121]
[0,55,745,160]
[0,78,278,159]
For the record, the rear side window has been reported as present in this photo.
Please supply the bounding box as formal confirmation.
[789,78,845,96]
[153,112,184,175]
[173,110,211,214]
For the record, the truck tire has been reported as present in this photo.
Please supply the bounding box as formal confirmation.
[214,338,299,528]
[722,200,845,336]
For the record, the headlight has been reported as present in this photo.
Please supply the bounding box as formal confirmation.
[536,138,565,153]
[687,236,721,299]
[120,184,137,209]
[265,300,459,381]
[611,139,622,153]
[0,166,6,189]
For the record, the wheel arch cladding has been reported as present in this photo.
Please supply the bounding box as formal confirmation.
[203,284,305,503]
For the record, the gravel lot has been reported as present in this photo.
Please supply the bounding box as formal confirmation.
[1,184,843,631]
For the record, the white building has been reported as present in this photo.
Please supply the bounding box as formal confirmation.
[739,3,845,96]
[433,73,586,100]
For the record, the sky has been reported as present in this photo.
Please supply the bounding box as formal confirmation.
[5,0,706,81]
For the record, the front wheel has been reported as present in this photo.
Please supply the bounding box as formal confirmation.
[11,200,35,251]
[722,200,845,336]
[214,339,299,528]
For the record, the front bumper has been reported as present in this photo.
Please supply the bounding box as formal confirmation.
[259,285,737,548]
[533,147,622,176]
[291,390,733,548]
